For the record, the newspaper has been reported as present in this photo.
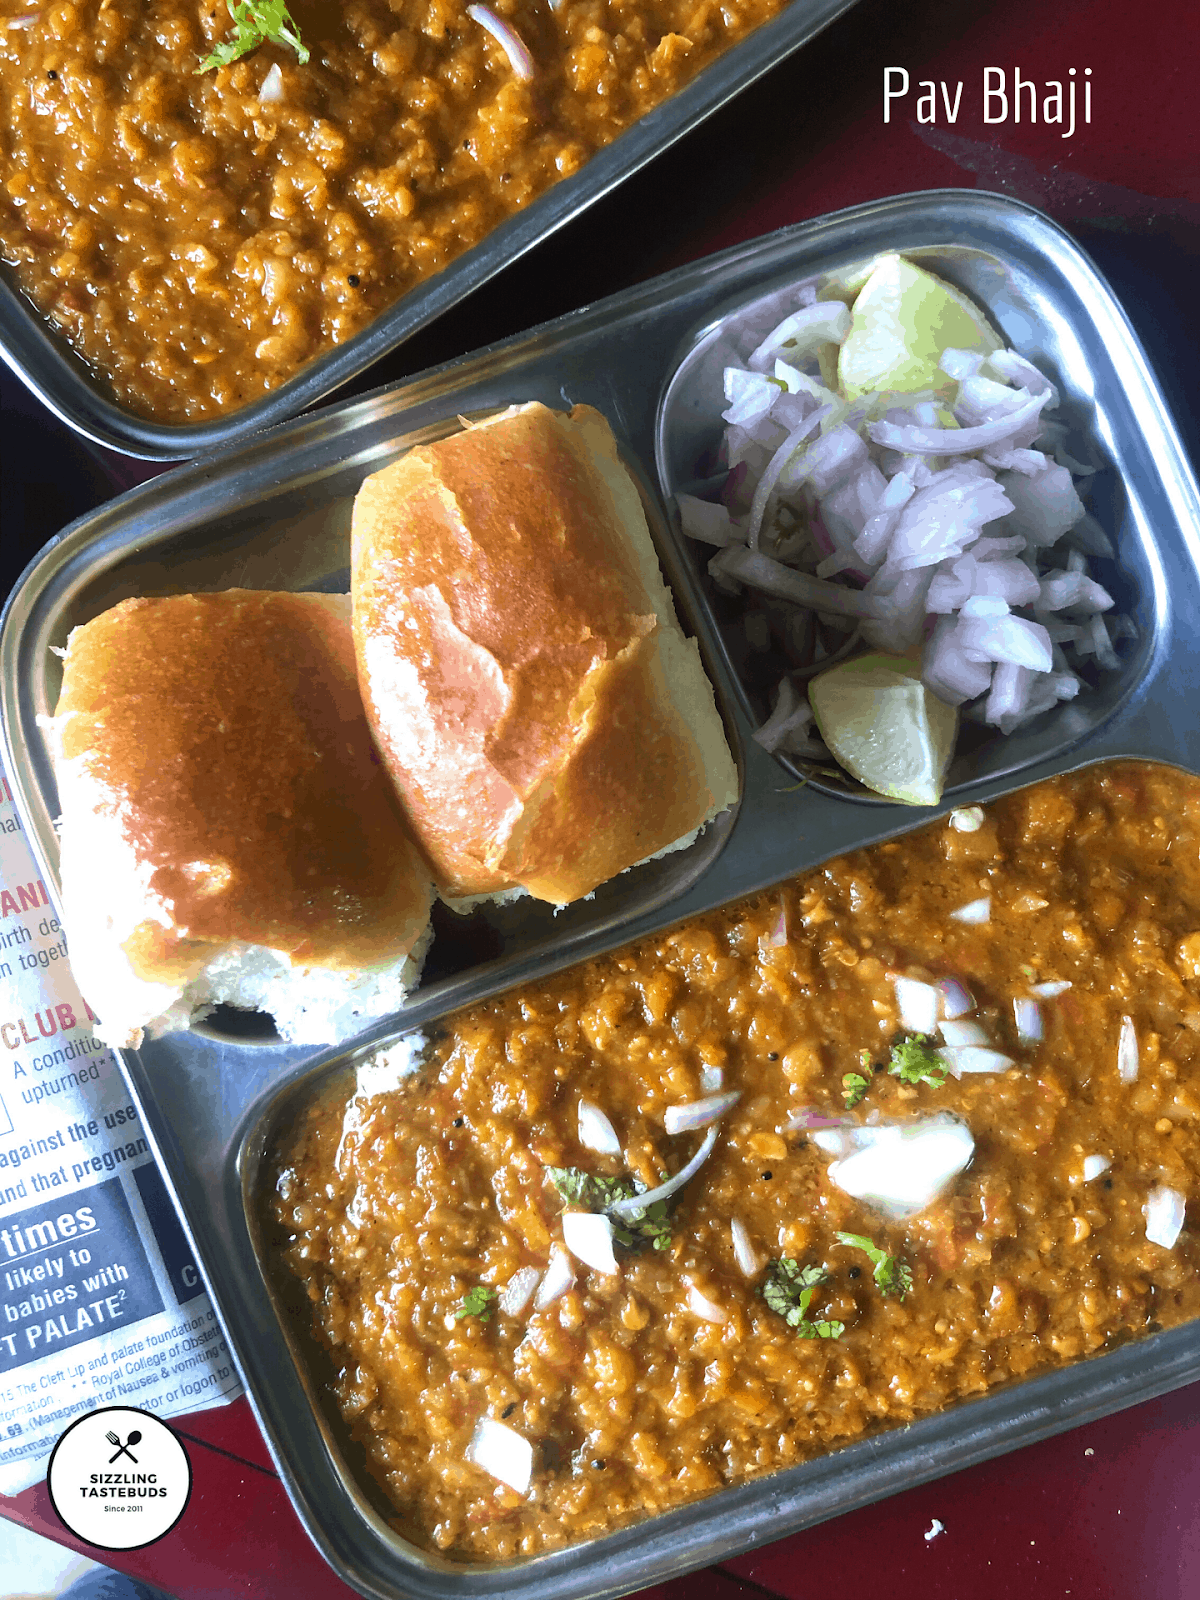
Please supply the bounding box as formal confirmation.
[0,762,242,1497]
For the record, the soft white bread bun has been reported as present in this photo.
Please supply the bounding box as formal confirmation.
[50,591,434,1048]
[351,402,739,904]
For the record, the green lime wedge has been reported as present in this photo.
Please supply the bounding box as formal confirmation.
[809,654,958,806]
[837,254,1001,400]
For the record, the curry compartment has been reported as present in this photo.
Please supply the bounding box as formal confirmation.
[2,192,1199,1599]
[254,762,1200,1564]
[0,0,861,459]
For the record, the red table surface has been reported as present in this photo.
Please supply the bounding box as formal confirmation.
[4,0,1198,1594]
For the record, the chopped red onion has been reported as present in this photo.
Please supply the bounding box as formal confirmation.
[803,425,871,500]
[466,1416,533,1493]
[810,1124,859,1159]
[853,468,916,567]
[467,5,535,80]
[1013,998,1043,1043]
[985,349,1058,402]
[747,301,851,372]
[938,1045,1016,1077]
[768,901,788,946]
[773,359,839,411]
[664,1090,741,1137]
[868,389,1052,456]
[924,616,993,705]
[730,1217,763,1278]
[677,493,739,547]
[885,476,1015,572]
[259,62,285,102]
[937,977,975,1019]
[723,368,784,429]
[1081,1154,1111,1182]
[498,1266,541,1317]
[1144,1185,1186,1250]
[1089,613,1121,671]
[753,679,819,755]
[1030,979,1072,998]
[561,1212,619,1275]
[1071,511,1115,559]
[1038,571,1115,614]
[859,565,934,653]
[744,413,828,548]
[891,976,940,1035]
[938,347,985,382]
[787,1107,855,1132]
[998,463,1084,547]
[699,1064,724,1094]
[577,1098,621,1156]
[949,806,985,832]
[950,896,991,925]
[609,1125,720,1220]
[939,1018,990,1047]
[957,604,1053,673]
[711,545,889,620]
[533,1245,574,1309]
[954,373,1034,424]
[985,661,1032,728]
[686,1282,729,1324]
[823,1112,975,1218]
[1117,1015,1139,1084]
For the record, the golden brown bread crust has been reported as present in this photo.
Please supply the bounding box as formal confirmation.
[54,590,433,984]
[351,402,738,903]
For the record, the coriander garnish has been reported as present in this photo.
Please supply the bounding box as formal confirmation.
[454,1285,498,1322]
[545,1166,672,1252]
[835,1232,914,1299]
[760,1259,845,1339]
[842,1071,870,1109]
[888,1034,948,1087]
[197,0,310,73]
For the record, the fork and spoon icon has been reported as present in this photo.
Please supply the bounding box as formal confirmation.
[106,1429,142,1464]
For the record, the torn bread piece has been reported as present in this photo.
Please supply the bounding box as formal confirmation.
[351,402,739,906]
[49,590,435,1048]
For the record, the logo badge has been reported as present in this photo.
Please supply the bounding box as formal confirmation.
[47,1406,191,1550]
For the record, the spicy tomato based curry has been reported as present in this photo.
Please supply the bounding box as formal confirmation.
[0,0,790,421]
[269,761,1200,1559]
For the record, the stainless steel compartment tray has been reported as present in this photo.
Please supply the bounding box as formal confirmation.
[0,0,860,461]
[3,191,1200,1600]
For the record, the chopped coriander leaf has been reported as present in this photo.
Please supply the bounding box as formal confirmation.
[196,0,310,73]
[760,1259,845,1338]
[611,1200,672,1252]
[842,1071,870,1108]
[454,1285,498,1322]
[545,1166,638,1210]
[888,1033,948,1087]
[835,1231,914,1299]
[545,1167,672,1252]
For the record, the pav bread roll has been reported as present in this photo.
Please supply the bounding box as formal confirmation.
[351,402,739,905]
[50,590,434,1048]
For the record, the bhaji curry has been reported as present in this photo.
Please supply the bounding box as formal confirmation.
[269,760,1200,1559]
[0,0,791,420]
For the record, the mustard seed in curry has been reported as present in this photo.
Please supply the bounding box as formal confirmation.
[0,0,790,421]
[269,760,1200,1560]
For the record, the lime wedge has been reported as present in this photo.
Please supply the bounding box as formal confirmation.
[838,254,1001,400]
[809,654,958,806]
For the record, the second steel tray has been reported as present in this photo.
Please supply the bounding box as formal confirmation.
[0,0,860,462]
[2,191,1199,1599]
